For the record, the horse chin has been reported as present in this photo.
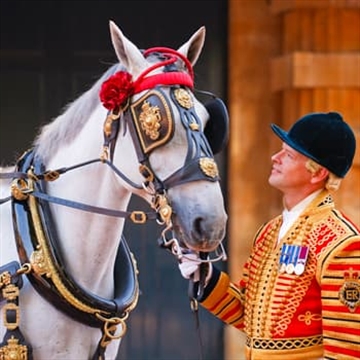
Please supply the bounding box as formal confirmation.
[173,222,222,253]
[183,241,220,253]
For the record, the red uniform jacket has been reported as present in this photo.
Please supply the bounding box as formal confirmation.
[200,190,360,359]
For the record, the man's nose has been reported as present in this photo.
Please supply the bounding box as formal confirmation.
[271,150,283,163]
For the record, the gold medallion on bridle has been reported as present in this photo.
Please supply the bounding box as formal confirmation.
[174,88,193,109]
[30,246,51,276]
[199,157,219,178]
[139,101,162,140]
[0,337,29,359]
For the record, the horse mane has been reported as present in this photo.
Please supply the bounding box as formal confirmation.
[34,63,121,162]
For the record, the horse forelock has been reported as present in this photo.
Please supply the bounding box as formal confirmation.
[33,64,122,162]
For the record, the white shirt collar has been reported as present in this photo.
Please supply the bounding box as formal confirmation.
[278,189,322,241]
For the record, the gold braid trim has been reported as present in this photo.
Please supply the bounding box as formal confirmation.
[245,335,323,360]
[28,192,103,315]
[246,334,323,350]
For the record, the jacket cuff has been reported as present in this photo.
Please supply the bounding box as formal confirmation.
[199,266,222,302]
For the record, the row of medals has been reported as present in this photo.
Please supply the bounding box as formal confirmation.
[279,244,309,276]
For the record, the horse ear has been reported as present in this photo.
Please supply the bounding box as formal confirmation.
[177,26,206,66]
[109,20,148,77]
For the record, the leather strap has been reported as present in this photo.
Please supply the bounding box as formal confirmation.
[12,150,139,328]
[0,261,33,359]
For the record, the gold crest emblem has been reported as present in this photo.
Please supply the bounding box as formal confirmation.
[0,336,29,359]
[339,268,360,312]
[199,157,219,178]
[174,88,193,109]
[139,101,162,140]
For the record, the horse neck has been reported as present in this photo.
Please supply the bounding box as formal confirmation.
[42,108,134,298]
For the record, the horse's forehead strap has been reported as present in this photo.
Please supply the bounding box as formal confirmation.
[99,47,194,113]
[133,47,194,94]
[134,72,193,94]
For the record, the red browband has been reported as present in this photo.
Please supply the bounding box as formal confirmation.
[133,47,194,94]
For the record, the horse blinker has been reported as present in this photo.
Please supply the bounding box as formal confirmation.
[204,97,229,155]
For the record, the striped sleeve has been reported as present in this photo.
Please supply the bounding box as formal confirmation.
[200,267,245,330]
[319,234,360,359]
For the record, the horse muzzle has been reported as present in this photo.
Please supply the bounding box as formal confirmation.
[171,203,227,253]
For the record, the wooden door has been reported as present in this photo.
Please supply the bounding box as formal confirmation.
[227,0,359,358]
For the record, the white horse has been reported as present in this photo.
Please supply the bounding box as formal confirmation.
[0,21,227,359]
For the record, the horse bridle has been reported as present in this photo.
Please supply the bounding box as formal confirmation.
[99,47,228,264]
[0,48,228,359]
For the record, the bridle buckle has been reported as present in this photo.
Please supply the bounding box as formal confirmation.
[130,211,147,224]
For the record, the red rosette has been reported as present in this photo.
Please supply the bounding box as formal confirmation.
[99,71,134,110]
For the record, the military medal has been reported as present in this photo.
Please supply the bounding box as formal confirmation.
[294,246,309,275]
[279,244,290,273]
[285,245,298,274]
[279,263,287,274]
[286,263,294,274]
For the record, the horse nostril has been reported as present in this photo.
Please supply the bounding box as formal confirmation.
[193,217,205,238]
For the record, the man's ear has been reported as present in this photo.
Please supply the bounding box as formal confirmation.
[310,166,329,184]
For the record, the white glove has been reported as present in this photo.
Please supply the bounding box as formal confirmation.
[178,252,212,283]
[178,253,202,279]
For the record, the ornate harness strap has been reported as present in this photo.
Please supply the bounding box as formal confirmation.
[0,261,33,359]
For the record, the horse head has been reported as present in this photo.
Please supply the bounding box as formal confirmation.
[106,21,228,254]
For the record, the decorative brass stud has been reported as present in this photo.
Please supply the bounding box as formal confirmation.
[43,170,60,182]
[2,283,19,302]
[154,194,173,225]
[0,271,11,288]
[11,179,30,201]
[189,122,200,131]
[199,157,219,178]
[30,245,51,277]
[103,109,121,137]
[174,88,193,109]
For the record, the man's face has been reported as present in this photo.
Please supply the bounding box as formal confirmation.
[268,142,312,193]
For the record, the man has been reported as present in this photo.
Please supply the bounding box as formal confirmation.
[179,112,360,359]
